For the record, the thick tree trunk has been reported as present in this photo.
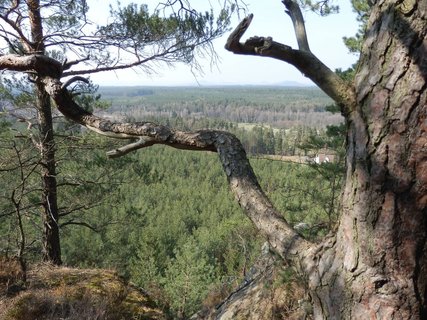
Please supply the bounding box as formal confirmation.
[307,1,426,318]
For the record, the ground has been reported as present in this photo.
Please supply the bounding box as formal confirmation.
[0,257,165,320]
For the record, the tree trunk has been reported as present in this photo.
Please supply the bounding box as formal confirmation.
[36,81,61,265]
[307,1,426,318]
[28,0,62,265]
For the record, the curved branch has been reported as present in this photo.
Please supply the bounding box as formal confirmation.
[225,12,356,116]
[0,14,33,52]
[60,221,98,232]
[41,76,312,269]
[224,13,254,54]
[61,76,89,89]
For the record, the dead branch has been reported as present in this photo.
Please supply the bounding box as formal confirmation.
[106,137,157,158]
[60,220,98,232]
[225,2,356,115]
[282,0,310,51]
[62,56,90,70]
[224,13,254,54]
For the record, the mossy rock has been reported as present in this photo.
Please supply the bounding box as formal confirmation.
[0,264,166,320]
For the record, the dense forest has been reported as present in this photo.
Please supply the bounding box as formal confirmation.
[1,86,344,317]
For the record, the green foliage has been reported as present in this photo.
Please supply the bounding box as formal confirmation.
[0,132,42,261]
[59,144,260,315]
[299,0,339,16]
[102,4,179,44]
[57,130,342,316]
[163,239,215,318]
[297,0,369,67]
[1,83,346,317]
[70,81,110,113]
[343,34,364,54]
[89,1,234,67]
[335,65,357,82]
[44,0,89,33]
[101,3,232,51]
[296,127,345,229]
[350,0,371,23]
[0,76,34,107]
[343,0,371,54]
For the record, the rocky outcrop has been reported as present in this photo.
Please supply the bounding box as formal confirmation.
[0,259,166,320]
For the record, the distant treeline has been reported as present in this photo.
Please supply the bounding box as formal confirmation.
[98,86,343,129]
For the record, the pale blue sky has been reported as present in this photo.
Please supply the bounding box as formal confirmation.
[87,0,360,86]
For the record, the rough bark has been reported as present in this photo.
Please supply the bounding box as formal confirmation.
[302,1,427,319]
[303,1,426,318]
[225,0,426,318]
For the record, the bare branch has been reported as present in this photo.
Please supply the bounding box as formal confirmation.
[61,76,89,89]
[225,13,356,115]
[0,13,33,52]
[282,0,310,51]
[62,56,90,70]
[224,13,254,53]
[61,41,200,77]
[106,137,156,158]
[60,220,98,232]
[0,54,62,77]
[58,203,101,217]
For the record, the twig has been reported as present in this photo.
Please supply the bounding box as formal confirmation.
[106,137,155,158]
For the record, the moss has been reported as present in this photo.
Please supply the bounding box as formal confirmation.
[1,265,166,320]
[4,293,49,320]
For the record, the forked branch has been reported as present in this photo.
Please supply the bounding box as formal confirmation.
[225,1,356,115]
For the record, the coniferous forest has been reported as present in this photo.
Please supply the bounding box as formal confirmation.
[1,85,345,317]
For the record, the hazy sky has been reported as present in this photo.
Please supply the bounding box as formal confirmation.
[87,0,360,86]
